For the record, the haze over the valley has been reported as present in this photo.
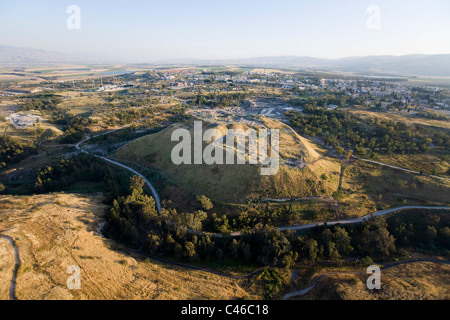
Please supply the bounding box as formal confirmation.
[1,45,450,77]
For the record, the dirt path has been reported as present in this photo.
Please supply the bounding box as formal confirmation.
[282,259,450,300]
[0,235,20,300]
[352,155,450,181]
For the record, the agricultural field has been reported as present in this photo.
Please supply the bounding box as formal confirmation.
[0,65,145,82]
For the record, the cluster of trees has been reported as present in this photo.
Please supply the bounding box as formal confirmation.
[109,179,442,269]
[414,111,449,121]
[31,157,448,279]
[256,268,290,299]
[34,153,136,205]
[193,92,248,108]
[34,154,125,194]
[235,217,396,266]
[14,94,99,145]
[106,107,155,127]
[106,171,449,271]
[387,210,450,250]
[167,105,191,123]
[204,203,333,234]
[0,135,36,169]
[59,116,96,144]
[290,94,348,108]
[18,94,63,112]
[287,108,448,156]
[108,176,159,244]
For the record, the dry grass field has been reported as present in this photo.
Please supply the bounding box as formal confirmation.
[0,237,15,299]
[0,193,256,300]
[376,154,450,177]
[349,109,450,129]
[295,261,450,300]
[340,159,450,217]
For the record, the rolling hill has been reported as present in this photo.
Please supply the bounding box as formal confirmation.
[115,119,342,203]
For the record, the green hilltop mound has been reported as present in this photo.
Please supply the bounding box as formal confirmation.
[115,119,341,203]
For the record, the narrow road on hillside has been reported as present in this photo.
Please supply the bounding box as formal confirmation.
[123,206,448,280]
[352,155,450,181]
[0,235,20,300]
[224,206,450,237]
[75,120,162,213]
[97,156,161,212]
[278,206,450,232]
[282,259,450,300]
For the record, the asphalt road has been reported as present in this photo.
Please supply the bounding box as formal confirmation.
[278,206,450,232]
[223,206,450,237]
[75,120,162,213]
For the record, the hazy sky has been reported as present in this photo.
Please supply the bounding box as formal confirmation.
[1,0,450,62]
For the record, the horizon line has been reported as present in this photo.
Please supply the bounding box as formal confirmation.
[1,44,450,64]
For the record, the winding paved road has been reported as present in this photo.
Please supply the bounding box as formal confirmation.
[0,235,20,300]
[97,156,161,212]
[75,121,162,213]
[222,206,450,237]
[277,206,450,233]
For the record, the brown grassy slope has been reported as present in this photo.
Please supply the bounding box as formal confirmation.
[349,109,450,130]
[0,238,15,300]
[376,153,450,177]
[340,160,450,217]
[0,193,255,300]
[296,262,450,300]
[115,120,340,203]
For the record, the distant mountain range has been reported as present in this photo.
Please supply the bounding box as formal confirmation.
[0,45,105,65]
[1,45,450,77]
